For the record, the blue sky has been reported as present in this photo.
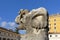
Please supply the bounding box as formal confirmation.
[0,0,60,34]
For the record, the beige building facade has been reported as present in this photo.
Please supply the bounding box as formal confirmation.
[49,13,60,40]
[0,27,20,40]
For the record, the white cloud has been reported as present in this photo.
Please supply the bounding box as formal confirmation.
[0,21,18,30]
[1,21,7,27]
[8,22,16,27]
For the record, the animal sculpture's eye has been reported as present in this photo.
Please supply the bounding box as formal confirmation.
[23,13,25,15]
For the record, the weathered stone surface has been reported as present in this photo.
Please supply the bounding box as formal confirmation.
[15,9,29,30]
[21,29,48,40]
[15,7,49,40]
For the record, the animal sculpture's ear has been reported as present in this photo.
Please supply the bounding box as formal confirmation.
[18,9,24,14]
[38,7,47,15]
[19,9,29,15]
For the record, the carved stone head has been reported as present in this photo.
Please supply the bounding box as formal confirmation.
[21,7,48,30]
[15,7,48,30]
[15,9,29,29]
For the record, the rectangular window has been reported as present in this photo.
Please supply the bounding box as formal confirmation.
[7,38,10,40]
[0,32,1,34]
[0,37,1,40]
[54,23,56,25]
[54,19,56,21]
[54,27,56,29]
[3,38,6,40]
[54,27,56,32]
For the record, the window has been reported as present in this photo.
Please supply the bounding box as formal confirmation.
[0,32,1,34]
[3,38,6,40]
[54,19,56,21]
[54,26,56,32]
[50,35,52,37]
[54,27,56,29]
[7,38,10,40]
[54,23,56,29]
[0,37,1,40]
[54,23,56,25]
[55,35,57,37]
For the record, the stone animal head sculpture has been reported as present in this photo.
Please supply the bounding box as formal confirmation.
[20,7,48,30]
[15,9,29,30]
[15,7,48,40]
[15,7,48,31]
